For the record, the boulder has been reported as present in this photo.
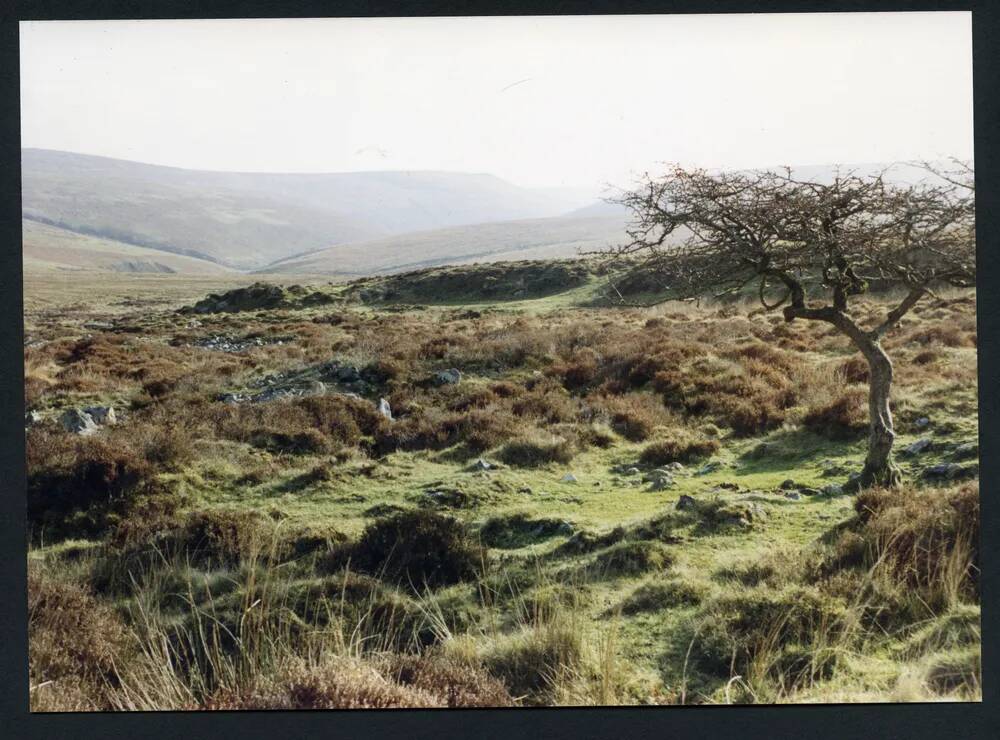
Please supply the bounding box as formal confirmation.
[561,473,578,483]
[915,417,931,429]
[434,368,462,385]
[676,494,697,511]
[377,397,393,420]
[784,491,801,501]
[951,442,979,462]
[821,484,844,496]
[61,408,98,435]
[649,476,675,492]
[922,463,978,482]
[902,438,933,456]
[473,458,493,472]
[778,479,797,490]
[84,406,117,426]
[695,461,722,476]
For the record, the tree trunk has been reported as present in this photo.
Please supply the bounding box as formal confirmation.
[855,341,903,488]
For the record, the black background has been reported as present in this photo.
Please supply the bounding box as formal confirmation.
[0,2,996,738]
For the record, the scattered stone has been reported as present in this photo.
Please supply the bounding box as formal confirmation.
[922,463,978,482]
[84,406,117,426]
[695,461,722,476]
[778,479,797,490]
[473,458,493,472]
[665,462,685,472]
[626,467,642,476]
[61,408,98,435]
[83,321,113,331]
[821,484,844,496]
[716,481,741,491]
[649,476,675,492]
[915,417,931,428]
[902,438,933,456]
[784,491,801,500]
[951,442,979,462]
[676,494,697,511]
[434,368,462,385]
[377,397,393,420]
[799,487,822,496]
[308,380,327,396]
[24,410,42,427]
[517,486,533,494]
[561,473,578,483]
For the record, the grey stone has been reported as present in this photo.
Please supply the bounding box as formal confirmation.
[61,408,98,435]
[84,406,117,426]
[779,479,797,490]
[649,476,675,492]
[25,410,43,427]
[377,397,393,420]
[952,442,979,462]
[799,487,821,496]
[561,473,578,483]
[821,484,844,496]
[902,438,933,456]
[784,491,801,500]
[695,461,722,476]
[915,417,931,428]
[676,494,697,510]
[473,458,493,471]
[922,463,968,481]
[434,368,462,385]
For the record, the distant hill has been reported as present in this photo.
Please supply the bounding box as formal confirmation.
[259,215,628,276]
[21,149,594,271]
[22,220,235,275]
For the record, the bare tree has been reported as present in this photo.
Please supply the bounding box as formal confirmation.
[606,164,975,487]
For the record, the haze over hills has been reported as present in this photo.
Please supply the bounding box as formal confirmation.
[21,219,235,275]
[259,215,629,276]
[21,149,597,271]
[21,149,964,277]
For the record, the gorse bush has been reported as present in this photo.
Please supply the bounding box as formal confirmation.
[345,510,486,588]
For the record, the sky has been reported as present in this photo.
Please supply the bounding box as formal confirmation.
[19,13,973,192]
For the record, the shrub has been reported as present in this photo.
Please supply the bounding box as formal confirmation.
[388,653,514,707]
[498,435,576,468]
[802,388,868,440]
[837,356,870,384]
[28,567,130,710]
[639,434,720,466]
[348,510,485,588]
[616,578,707,614]
[584,540,672,579]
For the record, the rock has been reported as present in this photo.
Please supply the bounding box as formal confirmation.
[473,458,493,471]
[665,462,685,472]
[915,417,931,428]
[335,365,363,383]
[84,406,117,426]
[799,487,821,496]
[952,442,979,462]
[377,397,393,420]
[308,381,327,396]
[61,408,98,435]
[517,486,533,494]
[778,479,797,490]
[556,521,574,536]
[434,368,462,385]
[716,481,740,491]
[676,494,697,510]
[626,467,642,476]
[784,491,801,500]
[902,438,933,456]
[561,473,578,483]
[649,476,675,492]
[24,410,42,427]
[821,464,848,478]
[922,463,978,482]
[219,393,244,404]
[821,484,844,496]
[695,461,722,476]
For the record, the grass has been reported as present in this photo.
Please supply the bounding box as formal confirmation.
[23,265,980,709]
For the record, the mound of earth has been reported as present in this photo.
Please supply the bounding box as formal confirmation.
[346,260,595,304]
[182,282,338,314]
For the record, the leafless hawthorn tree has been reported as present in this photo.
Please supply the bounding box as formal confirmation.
[605,164,975,488]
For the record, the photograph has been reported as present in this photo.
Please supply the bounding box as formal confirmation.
[19,12,980,710]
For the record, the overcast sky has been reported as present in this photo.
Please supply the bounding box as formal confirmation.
[20,13,973,191]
